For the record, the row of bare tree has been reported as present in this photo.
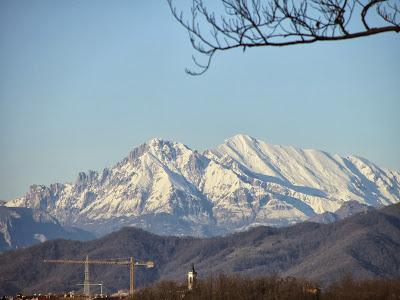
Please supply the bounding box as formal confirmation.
[135,274,400,300]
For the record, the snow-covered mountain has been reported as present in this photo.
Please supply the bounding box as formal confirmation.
[6,134,400,236]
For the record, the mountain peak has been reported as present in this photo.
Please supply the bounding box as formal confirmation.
[147,137,168,145]
[125,138,193,164]
[145,137,191,152]
[225,133,258,144]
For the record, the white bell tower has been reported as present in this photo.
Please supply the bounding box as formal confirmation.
[187,264,197,291]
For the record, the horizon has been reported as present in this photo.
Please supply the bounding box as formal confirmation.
[1,1,399,200]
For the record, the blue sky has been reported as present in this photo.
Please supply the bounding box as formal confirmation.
[0,0,399,200]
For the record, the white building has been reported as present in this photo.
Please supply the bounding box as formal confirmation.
[187,264,198,291]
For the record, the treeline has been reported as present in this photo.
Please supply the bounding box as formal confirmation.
[135,274,400,300]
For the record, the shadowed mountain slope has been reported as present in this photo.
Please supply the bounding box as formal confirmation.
[0,206,94,253]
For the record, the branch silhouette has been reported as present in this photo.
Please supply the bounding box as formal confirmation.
[167,0,400,75]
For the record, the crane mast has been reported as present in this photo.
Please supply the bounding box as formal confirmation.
[129,257,134,296]
[84,255,90,296]
[77,283,104,297]
[44,256,154,299]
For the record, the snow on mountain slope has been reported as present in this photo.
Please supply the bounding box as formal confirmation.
[6,135,400,236]
[207,135,399,212]
[308,200,374,224]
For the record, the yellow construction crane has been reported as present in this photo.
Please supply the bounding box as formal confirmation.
[44,255,154,299]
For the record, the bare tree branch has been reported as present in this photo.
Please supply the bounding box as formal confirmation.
[167,0,400,75]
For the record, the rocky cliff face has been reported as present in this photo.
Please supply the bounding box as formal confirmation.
[6,135,400,236]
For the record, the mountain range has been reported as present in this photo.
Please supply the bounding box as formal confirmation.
[0,203,399,295]
[5,134,400,236]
